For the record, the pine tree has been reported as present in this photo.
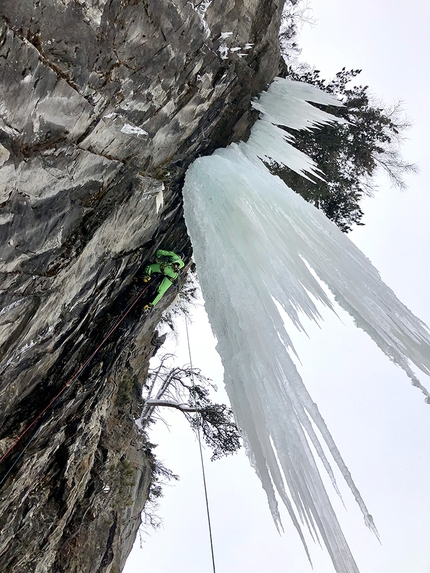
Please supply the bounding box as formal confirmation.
[274,67,417,232]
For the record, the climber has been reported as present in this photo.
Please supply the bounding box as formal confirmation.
[142,249,185,311]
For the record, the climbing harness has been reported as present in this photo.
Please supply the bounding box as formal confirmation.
[0,281,154,488]
[185,316,217,573]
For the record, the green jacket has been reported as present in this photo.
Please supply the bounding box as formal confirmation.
[155,250,185,269]
[144,250,185,307]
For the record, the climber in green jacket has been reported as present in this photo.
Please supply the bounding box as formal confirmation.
[143,250,185,311]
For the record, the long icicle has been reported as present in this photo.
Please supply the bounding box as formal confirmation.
[182,78,430,573]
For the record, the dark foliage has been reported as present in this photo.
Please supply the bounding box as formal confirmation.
[273,67,416,232]
[189,390,241,461]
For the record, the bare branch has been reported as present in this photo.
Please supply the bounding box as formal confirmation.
[145,399,200,413]
[140,356,241,460]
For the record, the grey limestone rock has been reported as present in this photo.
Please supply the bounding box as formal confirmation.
[0,0,284,571]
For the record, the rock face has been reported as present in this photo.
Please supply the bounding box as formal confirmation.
[0,1,283,571]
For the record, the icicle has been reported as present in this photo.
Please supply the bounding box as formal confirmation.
[155,186,164,214]
[182,78,430,573]
[251,77,345,130]
[242,120,325,180]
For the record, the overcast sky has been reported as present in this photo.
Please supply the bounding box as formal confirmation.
[124,2,430,572]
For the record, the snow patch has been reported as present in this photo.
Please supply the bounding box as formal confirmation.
[217,38,254,60]
[120,123,148,137]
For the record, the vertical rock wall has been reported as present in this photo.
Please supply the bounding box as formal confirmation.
[0,1,284,571]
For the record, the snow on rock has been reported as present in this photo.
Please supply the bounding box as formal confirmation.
[120,123,149,137]
[183,78,430,573]
[155,187,164,214]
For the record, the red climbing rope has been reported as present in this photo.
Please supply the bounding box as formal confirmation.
[0,282,152,469]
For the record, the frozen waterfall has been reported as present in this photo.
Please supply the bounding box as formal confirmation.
[182,78,430,573]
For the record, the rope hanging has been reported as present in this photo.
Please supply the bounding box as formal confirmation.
[185,316,217,573]
[0,281,153,487]
[1,273,217,573]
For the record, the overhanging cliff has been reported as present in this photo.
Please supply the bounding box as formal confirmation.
[0,1,284,571]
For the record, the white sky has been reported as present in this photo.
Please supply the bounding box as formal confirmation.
[124,2,430,572]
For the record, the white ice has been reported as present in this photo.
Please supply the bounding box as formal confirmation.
[155,187,164,214]
[182,78,430,573]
